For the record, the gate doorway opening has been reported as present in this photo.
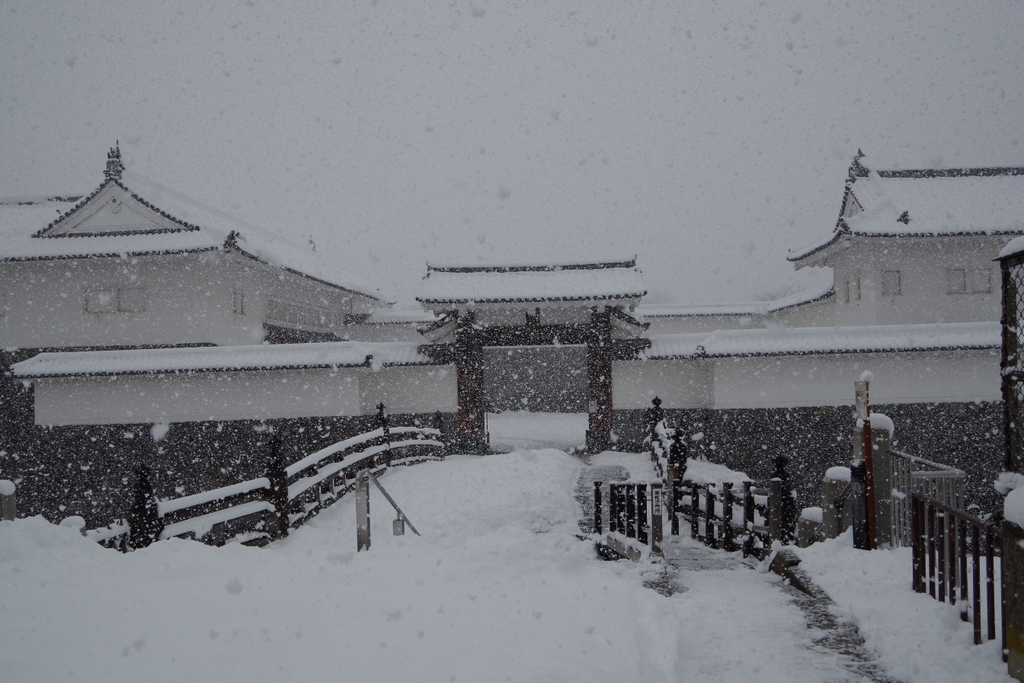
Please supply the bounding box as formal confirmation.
[481,345,589,451]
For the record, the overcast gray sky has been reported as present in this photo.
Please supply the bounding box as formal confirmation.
[2,1,1022,305]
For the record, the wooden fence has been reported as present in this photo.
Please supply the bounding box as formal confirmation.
[86,418,444,551]
[911,491,1005,653]
[593,464,796,561]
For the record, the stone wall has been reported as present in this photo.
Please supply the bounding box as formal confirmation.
[612,401,1004,514]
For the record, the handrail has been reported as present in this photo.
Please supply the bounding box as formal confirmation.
[892,449,966,476]
[89,422,444,550]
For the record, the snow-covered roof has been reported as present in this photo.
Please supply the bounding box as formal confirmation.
[638,280,833,318]
[1000,235,1024,261]
[364,307,439,325]
[644,322,999,359]
[790,158,1024,263]
[12,341,433,378]
[417,259,646,306]
[0,156,385,302]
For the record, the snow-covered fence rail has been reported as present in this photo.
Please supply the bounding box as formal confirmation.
[911,492,1004,653]
[891,450,966,548]
[88,412,445,551]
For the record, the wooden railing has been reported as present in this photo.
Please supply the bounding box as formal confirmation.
[891,450,966,548]
[87,423,444,551]
[911,492,1005,653]
[593,470,796,561]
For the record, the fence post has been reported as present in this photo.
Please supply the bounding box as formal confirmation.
[769,456,796,545]
[433,411,448,454]
[668,428,688,484]
[911,493,926,593]
[850,462,870,550]
[356,470,371,551]
[670,480,681,536]
[618,483,634,536]
[648,397,664,441]
[821,467,852,539]
[637,485,649,545]
[127,464,163,550]
[742,481,755,557]
[377,401,391,465]
[723,482,735,551]
[264,437,289,541]
[593,481,603,535]
[0,479,15,521]
[608,484,619,534]
[872,422,894,547]
[691,483,700,540]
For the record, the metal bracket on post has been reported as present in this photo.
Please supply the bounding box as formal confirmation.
[356,469,421,551]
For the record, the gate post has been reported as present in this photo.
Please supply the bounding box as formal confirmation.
[1003,519,1024,680]
[586,309,613,453]
[454,312,488,454]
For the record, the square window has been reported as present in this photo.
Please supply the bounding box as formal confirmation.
[117,288,146,312]
[881,270,901,296]
[946,268,967,295]
[84,289,116,313]
[970,268,991,294]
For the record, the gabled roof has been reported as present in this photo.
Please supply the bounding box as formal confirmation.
[0,147,385,302]
[417,258,646,307]
[637,276,834,319]
[789,153,1024,265]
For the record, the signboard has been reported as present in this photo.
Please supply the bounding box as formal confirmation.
[854,380,869,421]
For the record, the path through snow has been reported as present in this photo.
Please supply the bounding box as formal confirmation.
[0,449,1011,682]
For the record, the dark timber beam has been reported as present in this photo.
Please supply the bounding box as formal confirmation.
[454,312,488,454]
[586,308,614,453]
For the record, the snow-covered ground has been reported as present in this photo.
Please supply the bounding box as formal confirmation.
[0,448,1014,682]
[486,411,589,451]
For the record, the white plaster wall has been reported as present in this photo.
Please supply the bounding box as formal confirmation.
[612,359,712,410]
[359,365,457,414]
[711,349,1000,409]
[32,367,366,425]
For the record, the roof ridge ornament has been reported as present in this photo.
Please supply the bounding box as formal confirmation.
[847,149,869,184]
[104,142,124,181]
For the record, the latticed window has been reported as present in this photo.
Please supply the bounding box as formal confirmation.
[1000,249,1024,473]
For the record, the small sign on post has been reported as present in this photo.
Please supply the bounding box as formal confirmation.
[651,484,663,555]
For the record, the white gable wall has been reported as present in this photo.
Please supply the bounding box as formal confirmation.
[0,250,381,350]
[829,236,1004,327]
[0,252,240,348]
